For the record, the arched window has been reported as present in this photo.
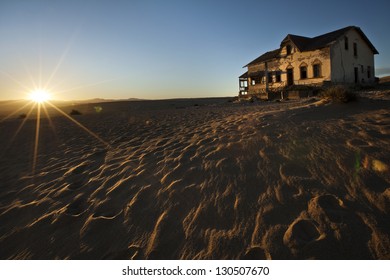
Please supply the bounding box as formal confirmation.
[300,63,308,79]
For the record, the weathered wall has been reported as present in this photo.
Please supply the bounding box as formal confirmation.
[279,47,331,85]
[245,28,377,96]
[247,64,268,95]
[330,29,376,84]
[247,46,331,94]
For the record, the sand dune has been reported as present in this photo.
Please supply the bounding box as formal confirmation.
[0,93,389,259]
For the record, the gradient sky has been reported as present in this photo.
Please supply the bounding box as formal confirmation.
[0,0,389,101]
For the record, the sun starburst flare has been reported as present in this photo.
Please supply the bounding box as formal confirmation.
[1,88,111,176]
[29,89,51,103]
[0,36,116,176]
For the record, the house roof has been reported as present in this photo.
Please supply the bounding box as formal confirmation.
[245,26,378,67]
[239,70,281,79]
[244,49,280,67]
[239,72,248,79]
[281,34,311,51]
[285,26,379,53]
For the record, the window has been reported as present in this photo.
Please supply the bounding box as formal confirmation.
[300,65,307,79]
[251,76,262,85]
[287,67,294,86]
[286,45,292,55]
[361,65,364,73]
[367,66,371,79]
[353,42,358,57]
[275,71,281,82]
[354,67,358,83]
[313,64,321,78]
[344,36,349,50]
[267,72,273,83]
[240,80,248,88]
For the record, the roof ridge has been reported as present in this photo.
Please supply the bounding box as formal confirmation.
[243,48,280,67]
[311,26,355,39]
[244,25,378,67]
[288,34,311,39]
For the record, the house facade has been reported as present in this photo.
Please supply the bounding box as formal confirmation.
[239,26,378,99]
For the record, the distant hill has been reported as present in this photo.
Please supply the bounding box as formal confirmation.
[68,97,144,104]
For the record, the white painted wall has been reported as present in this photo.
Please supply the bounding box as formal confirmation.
[330,29,376,84]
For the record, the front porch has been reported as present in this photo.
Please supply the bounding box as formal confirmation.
[239,72,248,96]
[239,70,286,100]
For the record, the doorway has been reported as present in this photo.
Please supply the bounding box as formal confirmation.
[354,67,358,83]
[287,68,294,86]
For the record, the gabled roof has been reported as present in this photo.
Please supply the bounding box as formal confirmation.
[281,34,311,51]
[239,72,248,79]
[284,26,378,53]
[245,26,378,67]
[244,49,280,67]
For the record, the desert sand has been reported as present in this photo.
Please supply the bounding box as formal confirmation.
[0,90,389,259]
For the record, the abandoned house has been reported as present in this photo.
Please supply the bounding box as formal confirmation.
[239,26,378,99]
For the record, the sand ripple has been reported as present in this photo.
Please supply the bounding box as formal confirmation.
[0,97,389,259]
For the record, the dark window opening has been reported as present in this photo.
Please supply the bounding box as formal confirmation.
[300,66,307,79]
[361,65,364,73]
[367,66,371,79]
[287,68,294,86]
[275,71,281,82]
[267,72,273,83]
[251,76,263,85]
[286,45,292,55]
[354,67,358,83]
[353,42,358,57]
[344,36,349,50]
[313,64,321,78]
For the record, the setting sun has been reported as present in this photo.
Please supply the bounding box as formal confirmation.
[29,90,51,103]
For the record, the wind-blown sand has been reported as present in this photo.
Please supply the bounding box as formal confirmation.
[0,92,389,259]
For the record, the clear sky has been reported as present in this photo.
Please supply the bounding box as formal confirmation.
[0,0,389,101]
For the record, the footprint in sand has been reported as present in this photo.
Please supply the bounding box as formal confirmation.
[305,194,374,258]
[346,139,371,149]
[279,162,311,182]
[308,194,346,223]
[63,163,90,190]
[241,246,267,260]
[283,219,321,247]
[65,195,88,217]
